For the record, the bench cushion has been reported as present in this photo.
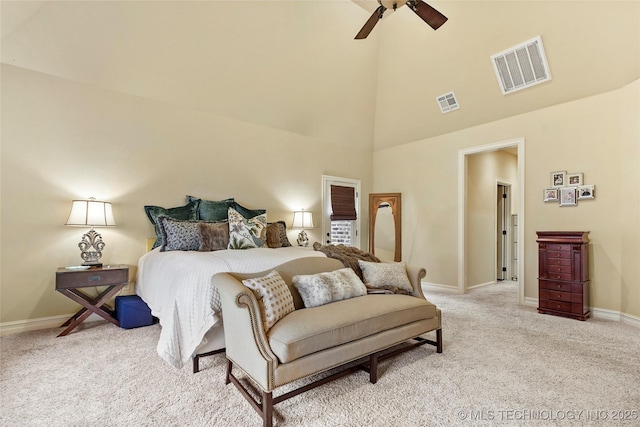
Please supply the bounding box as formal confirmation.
[268,294,437,363]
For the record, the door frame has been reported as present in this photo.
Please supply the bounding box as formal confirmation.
[457,138,525,304]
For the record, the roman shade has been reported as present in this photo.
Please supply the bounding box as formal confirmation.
[330,185,357,220]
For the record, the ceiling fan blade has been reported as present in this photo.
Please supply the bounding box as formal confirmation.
[408,0,447,30]
[355,5,386,39]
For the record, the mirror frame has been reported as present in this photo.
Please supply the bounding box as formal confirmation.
[368,193,402,262]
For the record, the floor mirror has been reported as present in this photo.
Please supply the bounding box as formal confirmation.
[368,193,401,262]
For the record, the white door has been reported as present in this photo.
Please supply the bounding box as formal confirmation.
[321,175,361,249]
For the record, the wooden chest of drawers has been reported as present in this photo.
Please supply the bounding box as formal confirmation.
[536,231,590,320]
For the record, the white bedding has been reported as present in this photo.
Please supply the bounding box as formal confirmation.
[136,246,325,368]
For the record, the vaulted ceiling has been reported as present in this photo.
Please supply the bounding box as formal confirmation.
[2,1,638,150]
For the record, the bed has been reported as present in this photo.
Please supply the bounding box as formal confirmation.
[135,196,326,370]
[137,246,325,369]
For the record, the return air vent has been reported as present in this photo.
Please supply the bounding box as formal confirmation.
[491,36,551,95]
[436,92,459,113]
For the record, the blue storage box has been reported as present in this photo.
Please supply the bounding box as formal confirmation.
[115,295,153,329]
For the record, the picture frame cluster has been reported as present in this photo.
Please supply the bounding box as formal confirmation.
[544,171,595,206]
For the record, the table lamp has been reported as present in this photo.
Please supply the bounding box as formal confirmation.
[292,210,314,247]
[65,198,116,267]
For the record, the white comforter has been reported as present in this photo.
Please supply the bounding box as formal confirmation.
[136,247,325,368]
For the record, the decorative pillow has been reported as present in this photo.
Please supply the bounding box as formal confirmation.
[292,268,367,308]
[274,221,292,247]
[197,222,229,251]
[186,196,235,221]
[265,222,292,248]
[242,270,295,332]
[157,216,202,252]
[230,201,266,219]
[266,223,283,248]
[144,201,199,249]
[358,260,413,295]
[228,207,267,249]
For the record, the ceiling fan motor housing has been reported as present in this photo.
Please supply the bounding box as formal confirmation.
[379,0,403,11]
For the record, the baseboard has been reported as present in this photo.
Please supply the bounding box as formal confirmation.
[620,312,640,327]
[522,298,640,328]
[421,282,459,293]
[4,297,638,337]
[467,281,497,291]
[0,313,104,337]
[592,307,640,327]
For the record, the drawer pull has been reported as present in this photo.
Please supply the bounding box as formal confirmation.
[89,275,101,282]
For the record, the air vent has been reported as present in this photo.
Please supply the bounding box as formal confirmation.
[436,92,459,113]
[491,36,551,95]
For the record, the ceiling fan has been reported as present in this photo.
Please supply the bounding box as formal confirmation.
[355,0,447,39]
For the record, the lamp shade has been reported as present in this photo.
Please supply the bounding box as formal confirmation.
[292,210,314,229]
[65,199,116,227]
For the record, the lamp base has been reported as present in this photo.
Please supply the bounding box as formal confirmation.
[81,261,103,268]
[297,230,309,247]
[78,229,105,268]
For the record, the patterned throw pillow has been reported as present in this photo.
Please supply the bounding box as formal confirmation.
[144,201,199,249]
[197,222,229,251]
[242,270,295,331]
[358,260,413,295]
[274,221,292,247]
[228,207,267,249]
[157,216,203,251]
[292,268,367,308]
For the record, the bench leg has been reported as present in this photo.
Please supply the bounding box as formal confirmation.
[192,348,226,374]
[369,353,379,384]
[262,391,273,427]
[193,354,200,373]
[225,359,233,385]
[226,359,272,425]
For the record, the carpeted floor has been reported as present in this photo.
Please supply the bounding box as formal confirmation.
[1,282,639,426]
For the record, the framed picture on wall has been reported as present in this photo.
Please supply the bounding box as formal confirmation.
[567,173,583,186]
[551,171,566,187]
[559,187,577,206]
[543,188,558,202]
[577,185,595,200]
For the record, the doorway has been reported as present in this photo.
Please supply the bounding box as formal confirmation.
[457,138,525,304]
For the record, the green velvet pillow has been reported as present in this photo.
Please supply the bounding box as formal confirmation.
[186,195,235,221]
[231,201,266,219]
[144,201,199,249]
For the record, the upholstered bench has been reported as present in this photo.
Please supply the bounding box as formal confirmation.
[214,257,442,427]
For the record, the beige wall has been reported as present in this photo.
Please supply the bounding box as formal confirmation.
[373,80,640,319]
[0,64,373,324]
[467,150,518,286]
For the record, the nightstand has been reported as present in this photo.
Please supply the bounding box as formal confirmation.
[55,265,129,337]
